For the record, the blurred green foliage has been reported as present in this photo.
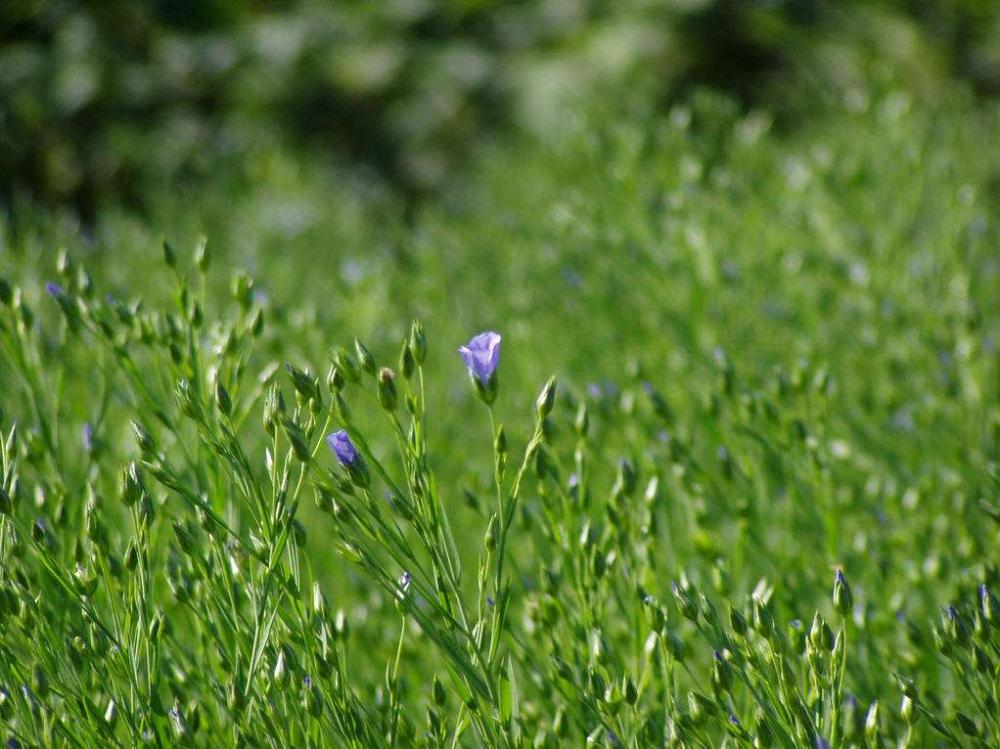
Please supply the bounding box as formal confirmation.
[3,0,1000,216]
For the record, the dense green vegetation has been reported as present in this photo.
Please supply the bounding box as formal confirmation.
[2,80,1000,747]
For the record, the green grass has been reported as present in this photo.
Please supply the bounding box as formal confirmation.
[1,88,1000,747]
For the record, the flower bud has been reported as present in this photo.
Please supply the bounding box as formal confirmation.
[286,364,320,405]
[162,240,177,269]
[377,368,398,412]
[409,321,427,364]
[956,712,979,737]
[536,377,557,419]
[484,513,498,552]
[833,569,852,617]
[215,381,233,416]
[729,605,748,636]
[130,421,155,454]
[432,676,447,708]
[333,346,361,383]
[354,339,376,375]
[400,340,416,379]
[672,582,699,622]
[712,651,733,692]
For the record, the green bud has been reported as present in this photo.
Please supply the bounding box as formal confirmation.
[409,321,427,364]
[130,421,155,454]
[286,364,320,404]
[536,377,557,419]
[121,462,145,506]
[162,240,177,268]
[612,459,637,499]
[354,339,376,375]
[672,583,699,622]
[712,651,733,692]
[263,386,284,435]
[833,570,853,617]
[752,597,774,638]
[32,664,48,698]
[623,675,638,706]
[432,676,447,708]
[956,711,979,737]
[215,381,233,416]
[400,340,416,379]
[377,368,398,412]
[327,365,344,393]
[124,542,139,572]
[729,605,748,636]
[232,273,253,309]
[484,513,498,552]
[334,347,361,383]
[172,522,197,557]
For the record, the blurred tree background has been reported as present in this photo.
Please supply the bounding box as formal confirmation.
[2,0,1000,220]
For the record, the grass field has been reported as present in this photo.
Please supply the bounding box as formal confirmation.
[2,87,1000,747]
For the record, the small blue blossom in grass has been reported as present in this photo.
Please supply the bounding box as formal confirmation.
[459,331,501,403]
[327,430,369,488]
[326,430,358,467]
[82,422,95,453]
[45,282,64,297]
[459,331,501,385]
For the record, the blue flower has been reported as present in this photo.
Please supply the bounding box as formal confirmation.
[459,331,501,385]
[326,430,358,467]
[82,422,95,453]
[45,282,64,298]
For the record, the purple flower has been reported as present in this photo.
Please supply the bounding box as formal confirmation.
[45,282,64,297]
[82,422,95,453]
[326,430,358,467]
[458,331,501,385]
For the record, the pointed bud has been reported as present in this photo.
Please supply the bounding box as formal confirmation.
[833,569,852,617]
[377,368,398,412]
[215,381,232,416]
[333,347,361,383]
[536,377,557,419]
[162,240,177,268]
[409,321,427,364]
[354,339,377,374]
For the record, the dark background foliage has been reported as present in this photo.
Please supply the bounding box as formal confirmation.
[3,0,999,219]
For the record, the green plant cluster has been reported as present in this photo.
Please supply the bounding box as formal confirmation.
[1,88,999,746]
